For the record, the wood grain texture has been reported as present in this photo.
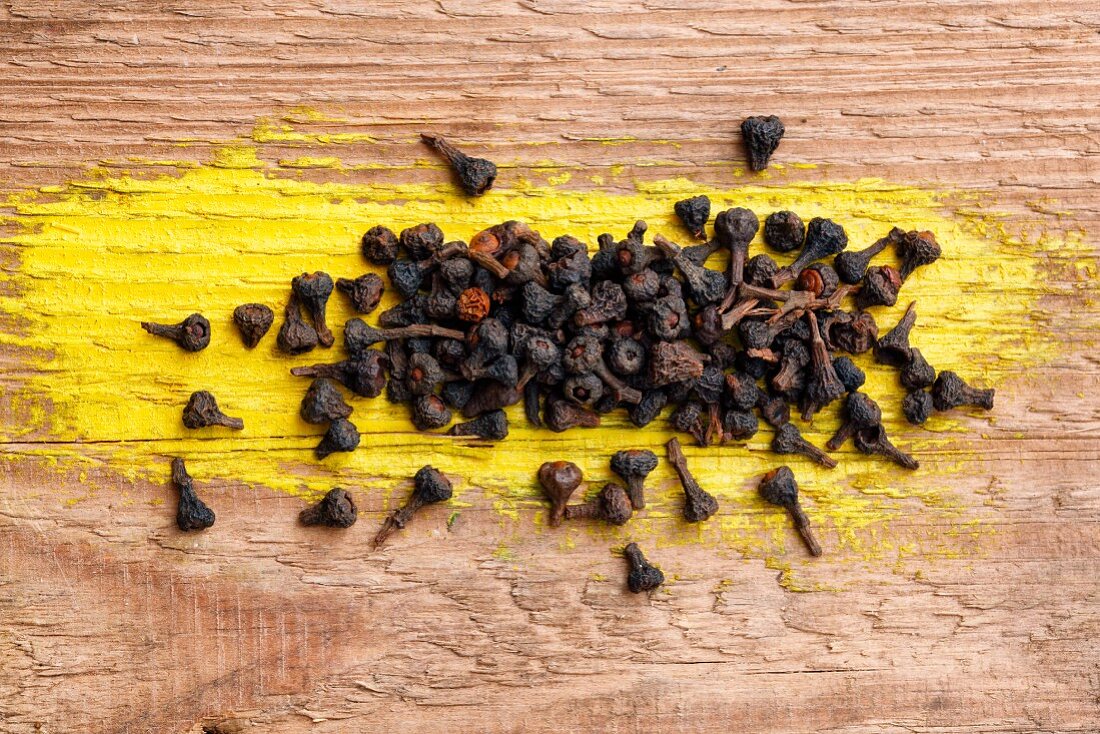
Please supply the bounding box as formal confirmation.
[0,2,1098,733]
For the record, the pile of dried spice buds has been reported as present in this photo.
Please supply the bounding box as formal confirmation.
[141,128,996,592]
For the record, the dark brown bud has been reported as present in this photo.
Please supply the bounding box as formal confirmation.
[931,371,995,412]
[610,449,658,510]
[666,437,718,522]
[874,301,917,366]
[336,274,385,314]
[362,225,399,265]
[315,418,360,459]
[772,423,837,468]
[182,390,243,430]
[853,424,919,470]
[897,230,941,280]
[277,293,319,354]
[299,488,358,528]
[141,313,211,352]
[171,458,215,532]
[624,542,665,593]
[300,378,353,424]
[232,304,273,348]
[758,466,821,556]
[763,211,805,253]
[292,271,335,348]
[564,482,633,525]
[741,115,785,171]
[373,466,454,548]
[538,461,583,527]
[421,133,497,196]
[674,195,711,240]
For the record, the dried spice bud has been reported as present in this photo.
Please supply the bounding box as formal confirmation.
[374,465,453,548]
[671,401,711,446]
[763,211,805,253]
[362,225,400,265]
[832,356,866,393]
[648,341,705,387]
[796,263,839,299]
[608,337,646,377]
[900,348,936,391]
[388,244,465,298]
[377,295,427,329]
[336,274,385,314]
[772,423,837,468]
[854,424,919,470]
[564,482,633,525]
[645,294,691,341]
[292,272,335,348]
[411,394,453,431]
[874,301,917,366]
[461,381,521,418]
[759,394,790,427]
[630,389,668,428]
[562,372,604,407]
[857,265,903,309]
[744,253,780,286]
[610,449,658,510]
[400,222,445,261]
[277,293,319,354]
[141,313,211,352]
[931,371,995,411]
[799,312,846,420]
[441,379,476,411]
[713,208,759,289]
[406,352,445,396]
[666,437,718,522]
[291,352,389,398]
[299,488,358,528]
[741,115,785,171]
[575,280,628,326]
[315,418,360,459]
[825,391,881,450]
[674,195,711,240]
[420,133,497,196]
[171,458,214,531]
[822,310,879,354]
[897,230,942,280]
[771,217,848,286]
[624,543,665,593]
[726,371,762,411]
[449,409,508,440]
[300,378,353,424]
[723,409,759,441]
[183,390,243,430]
[232,304,274,348]
[771,340,810,396]
[834,230,896,284]
[651,234,730,305]
[903,389,934,425]
[343,320,465,354]
[538,461,583,527]
[452,287,489,323]
[545,395,600,432]
[758,466,821,556]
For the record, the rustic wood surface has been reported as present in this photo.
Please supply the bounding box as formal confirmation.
[1,2,1098,733]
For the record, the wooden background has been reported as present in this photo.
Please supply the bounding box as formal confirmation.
[1,2,1098,732]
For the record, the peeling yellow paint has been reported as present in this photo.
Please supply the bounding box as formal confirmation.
[0,115,1086,574]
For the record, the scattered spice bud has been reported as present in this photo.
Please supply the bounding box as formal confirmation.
[713,207,760,290]
[799,311,846,420]
[373,465,454,548]
[448,409,508,440]
[834,229,898,284]
[400,223,445,261]
[826,391,881,451]
[141,313,211,352]
[171,458,215,532]
[854,424,919,470]
[903,389,934,425]
[610,449,658,510]
[796,263,840,299]
[362,225,399,265]
[931,371,995,411]
[538,460,583,527]
[897,230,942,281]
[315,417,360,459]
[182,390,244,430]
[564,482,633,525]
[292,271,335,348]
[420,133,497,196]
[857,265,903,309]
[758,466,821,556]
[411,394,453,431]
[277,293,319,354]
[335,274,385,314]
[772,423,837,468]
[740,115,785,171]
[674,195,711,240]
[343,319,466,353]
[666,437,719,522]
[300,378,353,424]
[832,356,866,393]
[623,542,665,593]
[291,352,390,397]
[299,488,358,528]
[771,217,849,287]
[456,287,491,322]
[763,211,805,253]
[232,304,274,348]
[900,348,936,391]
[874,301,917,366]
